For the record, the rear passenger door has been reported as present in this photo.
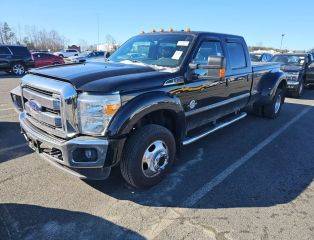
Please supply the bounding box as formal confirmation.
[224,39,252,109]
[41,53,54,66]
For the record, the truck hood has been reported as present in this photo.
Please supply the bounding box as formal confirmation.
[29,62,177,93]
[280,64,304,73]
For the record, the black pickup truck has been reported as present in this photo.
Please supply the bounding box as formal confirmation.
[270,53,314,98]
[11,31,287,188]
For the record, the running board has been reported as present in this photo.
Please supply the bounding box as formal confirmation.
[182,112,247,146]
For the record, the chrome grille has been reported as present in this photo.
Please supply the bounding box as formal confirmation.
[21,74,78,139]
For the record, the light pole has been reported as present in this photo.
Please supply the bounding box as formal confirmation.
[97,14,100,45]
[280,34,285,52]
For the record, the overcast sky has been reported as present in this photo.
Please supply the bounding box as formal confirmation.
[2,0,313,50]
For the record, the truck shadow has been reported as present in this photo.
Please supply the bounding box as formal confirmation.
[86,94,314,210]
[0,72,19,79]
[0,203,145,240]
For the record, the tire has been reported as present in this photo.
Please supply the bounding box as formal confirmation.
[263,88,285,119]
[11,63,25,76]
[251,104,263,116]
[291,82,304,98]
[120,124,176,189]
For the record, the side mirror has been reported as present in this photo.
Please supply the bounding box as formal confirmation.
[188,56,226,80]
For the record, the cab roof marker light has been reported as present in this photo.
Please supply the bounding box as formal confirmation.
[169,27,174,32]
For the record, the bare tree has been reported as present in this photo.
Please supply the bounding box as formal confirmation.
[22,25,66,51]
[0,22,16,44]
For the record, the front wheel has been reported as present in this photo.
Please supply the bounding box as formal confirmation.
[120,124,176,188]
[11,63,25,76]
[263,88,285,119]
[291,82,304,98]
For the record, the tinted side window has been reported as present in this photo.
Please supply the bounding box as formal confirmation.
[0,46,11,55]
[193,41,223,77]
[9,46,30,56]
[33,53,41,59]
[41,53,51,58]
[193,41,223,64]
[226,42,246,69]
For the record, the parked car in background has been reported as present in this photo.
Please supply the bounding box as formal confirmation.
[32,52,65,68]
[250,52,273,62]
[68,51,106,63]
[53,49,79,58]
[0,45,35,76]
[11,31,287,188]
[270,53,314,97]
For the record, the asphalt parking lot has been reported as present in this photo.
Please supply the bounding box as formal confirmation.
[0,72,313,240]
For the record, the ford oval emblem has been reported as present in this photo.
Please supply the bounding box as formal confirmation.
[29,99,42,112]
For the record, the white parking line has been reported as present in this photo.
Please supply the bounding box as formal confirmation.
[0,143,27,155]
[0,114,17,120]
[0,108,14,112]
[143,106,311,239]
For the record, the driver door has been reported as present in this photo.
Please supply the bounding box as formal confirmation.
[179,39,228,131]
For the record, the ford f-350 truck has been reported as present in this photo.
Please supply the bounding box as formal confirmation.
[270,53,314,98]
[11,31,287,188]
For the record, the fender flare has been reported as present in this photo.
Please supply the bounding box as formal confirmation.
[107,91,186,141]
[256,71,287,105]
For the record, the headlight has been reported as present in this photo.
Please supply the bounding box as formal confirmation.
[77,93,121,136]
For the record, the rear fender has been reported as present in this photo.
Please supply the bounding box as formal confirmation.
[256,71,287,105]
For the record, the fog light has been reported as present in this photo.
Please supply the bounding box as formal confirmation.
[72,148,98,162]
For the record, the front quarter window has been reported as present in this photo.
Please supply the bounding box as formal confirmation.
[109,34,194,68]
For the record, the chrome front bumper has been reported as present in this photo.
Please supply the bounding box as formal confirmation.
[286,80,300,90]
[19,112,111,179]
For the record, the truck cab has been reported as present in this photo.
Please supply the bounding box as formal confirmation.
[11,31,287,188]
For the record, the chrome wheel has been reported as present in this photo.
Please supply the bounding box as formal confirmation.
[12,64,25,76]
[142,140,169,178]
[274,93,282,114]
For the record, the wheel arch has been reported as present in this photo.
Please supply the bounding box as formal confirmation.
[107,91,186,144]
[256,71,287,105]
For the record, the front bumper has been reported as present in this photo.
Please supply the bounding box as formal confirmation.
[19,112,111,179]
[286,80,300,91]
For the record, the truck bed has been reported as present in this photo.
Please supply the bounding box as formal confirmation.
[252,62,281,72]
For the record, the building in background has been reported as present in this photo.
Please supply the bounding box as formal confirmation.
[97,43,119,53]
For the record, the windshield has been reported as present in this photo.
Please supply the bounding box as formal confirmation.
[250,54,261,62]
[270,55,305,66]
[109,34,194,68]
